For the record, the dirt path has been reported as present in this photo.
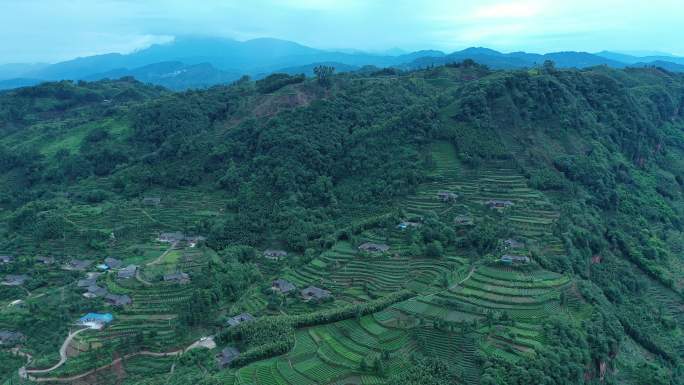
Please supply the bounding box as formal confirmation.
[450,266,476,290]
[135,267,153,286]
[146,245,175,266]
[24,327,90,375]
[23,336,214,382]
[26,350,183,383]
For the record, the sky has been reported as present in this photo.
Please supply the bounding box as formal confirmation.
[2,0,684,64]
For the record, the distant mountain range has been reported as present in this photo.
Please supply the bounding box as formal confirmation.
[1,37,683,91]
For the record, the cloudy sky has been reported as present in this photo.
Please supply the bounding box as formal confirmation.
[2,0,683,63]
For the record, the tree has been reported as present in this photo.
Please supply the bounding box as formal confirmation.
[314,65,335,86]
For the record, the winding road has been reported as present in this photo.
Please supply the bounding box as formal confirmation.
[19,334,215,382]
[24,327,90,375]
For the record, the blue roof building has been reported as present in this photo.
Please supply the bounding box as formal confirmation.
[79,313,113,324]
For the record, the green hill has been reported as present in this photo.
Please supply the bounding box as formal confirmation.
[0,62,683,385]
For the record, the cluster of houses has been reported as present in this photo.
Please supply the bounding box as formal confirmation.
[158,232,206,247]
[78,272,132,307]
[498,238,530,265]
[215,280,333,368]
[271,278,332,301]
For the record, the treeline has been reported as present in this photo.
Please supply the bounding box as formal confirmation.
[216,290,413,367]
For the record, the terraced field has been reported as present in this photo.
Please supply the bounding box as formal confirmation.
[233,313,413,385]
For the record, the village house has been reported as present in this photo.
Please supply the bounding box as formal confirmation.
[78,313,113,330]
[226,313,255,327]
[397,221,421,230]
[501,255,530,264]
[437,191,458,202]
[158,232,186,243]
[272,279,296,294]
[358,242,390,253]
[485,199,515,209]
[0,255,14,264]
[84,285,108,298]
[503,239,524,249]
[163,272,190,284]
[264,249,288,260]
[105,293,132,307]
[2,274,28,286]
[142,197,161,206]
[0,331,25,346]
[217,347,240,369]
[104,257,123,270]
[157,232,206,246]
[65,259,92,271]
[454,215,474,226]
[118,265,137,280]
[36,256,55,265]
[78,277,98,287]
[301,286,332,301]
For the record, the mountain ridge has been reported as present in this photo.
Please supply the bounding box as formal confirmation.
[1,37,683,91]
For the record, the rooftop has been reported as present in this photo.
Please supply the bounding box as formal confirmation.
[301,286,332,300]
[358,242,390,253]
[272,279,296,293]
[226,313,255,327]
[117,265,137,279]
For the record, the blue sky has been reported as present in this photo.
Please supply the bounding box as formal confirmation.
[2,0,683,63]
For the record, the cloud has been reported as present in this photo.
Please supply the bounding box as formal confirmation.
[1,0,683,63]
[470,1,545,19]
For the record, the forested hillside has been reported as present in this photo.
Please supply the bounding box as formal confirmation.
[0,62,682,385]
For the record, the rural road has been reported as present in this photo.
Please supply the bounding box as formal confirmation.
[21,335,215,382]
[24,327,90,375]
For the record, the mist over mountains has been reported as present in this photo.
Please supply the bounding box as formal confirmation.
[1,36,683,91]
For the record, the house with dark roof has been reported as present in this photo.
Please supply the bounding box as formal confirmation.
[437,191,458,202]
[2,275,28,286]
[78,277,98,287]
[501,255,530,264]
[272,279,296,294]
[0,255,14,264]
[485,199,515,209]
[226,313,255,327]
[163,272,190,284]
[65,259,92,271]
[454,215,474,226]
[118,265,137,280]
[503,239,524,249]
[36,256,55,265]
[301,286,332,301]
[358,243,390,253]
[84,285,108,298]
[217,347,240,369]
[158,232,186,243]
[142,197,161,206]
[0,331,25,346]
[104,257,123,270]
[105,293,132,307]
[264,249,288,260]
